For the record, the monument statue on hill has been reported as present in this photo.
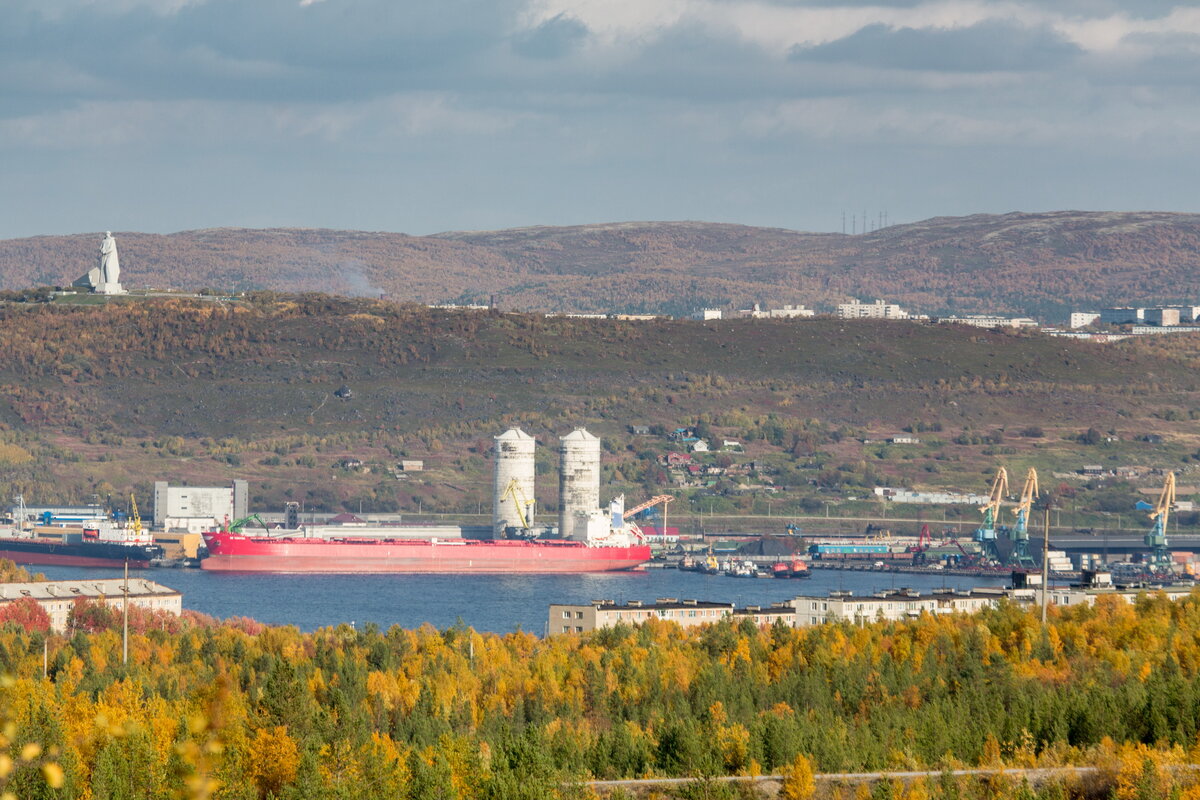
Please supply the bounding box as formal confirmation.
[73,231,127,295]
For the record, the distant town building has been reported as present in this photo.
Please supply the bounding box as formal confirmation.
[1069,312,1101,328]
[691,440,710,453]
[0,578,182,633]
[1100,307,1145,325]
[1168,306,1200,323]
[398,460,424,472]
[836,299,909,320]
[1144,308,1181,326]
[735,303,816,319]
[692,308,723,320]
[938,315,1038,329]
[767,305,815,319]
[888,436,920,444]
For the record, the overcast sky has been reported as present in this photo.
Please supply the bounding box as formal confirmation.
[4,0,1200,238]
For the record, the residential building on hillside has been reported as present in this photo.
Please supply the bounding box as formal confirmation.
[1069,312,1101,328]
[692,308,723,320]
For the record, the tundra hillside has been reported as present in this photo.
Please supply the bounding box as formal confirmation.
[4,211,1200,317]
[0,295,1197,530]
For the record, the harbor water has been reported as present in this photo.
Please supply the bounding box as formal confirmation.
[32,565,1007,634]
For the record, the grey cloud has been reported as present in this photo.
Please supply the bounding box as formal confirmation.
[512,14,588,60]
[790,20,1082,73]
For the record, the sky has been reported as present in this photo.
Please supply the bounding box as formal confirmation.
[4,0,1200,238]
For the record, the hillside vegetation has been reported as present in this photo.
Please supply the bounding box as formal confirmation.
[1,295,1199,524]
[5,211,1200,316]
[2,568,1200,798]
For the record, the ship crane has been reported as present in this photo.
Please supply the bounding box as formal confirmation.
[499,478,536,536]
[1144,472,1175,569]
[227,514,271,535]
[975,467,1009,561]
[1010,468,1039,566]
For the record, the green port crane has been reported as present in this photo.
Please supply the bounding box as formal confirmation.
[1010,468,1039,566]
[1144,472,1175,569]
[975,467,1008,561]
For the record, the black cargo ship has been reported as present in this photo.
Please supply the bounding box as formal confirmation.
[0,535,163,568]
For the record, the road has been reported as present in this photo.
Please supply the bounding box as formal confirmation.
[585,765,1120,791]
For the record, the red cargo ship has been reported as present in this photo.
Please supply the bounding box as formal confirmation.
[200,532,652,573]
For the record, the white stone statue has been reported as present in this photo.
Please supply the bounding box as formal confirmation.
[99,231,120,285]
[73,230,127,294]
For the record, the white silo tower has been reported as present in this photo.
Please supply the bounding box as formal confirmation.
[559,428,601,541]
[494,428,536,535]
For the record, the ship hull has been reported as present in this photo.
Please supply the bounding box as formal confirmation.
[0,539,161,569]
[201,534,651,574]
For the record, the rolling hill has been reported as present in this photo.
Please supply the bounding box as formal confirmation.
[4,211,1200,317]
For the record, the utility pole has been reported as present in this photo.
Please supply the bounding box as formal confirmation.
[122,559,129,666]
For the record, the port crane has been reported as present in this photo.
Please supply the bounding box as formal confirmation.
[975,467,1009,561]
[499,478,536,535]
[1144,472,1176,568]
[621,494,674,537]
[1010,468,1039,566]
[129,494,144,539]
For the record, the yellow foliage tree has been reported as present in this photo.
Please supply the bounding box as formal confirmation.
[247,726,299,799]
[780,753,816,800]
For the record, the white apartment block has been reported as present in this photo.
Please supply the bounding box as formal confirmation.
[836,299,909,320]
[1069,312,1100,328]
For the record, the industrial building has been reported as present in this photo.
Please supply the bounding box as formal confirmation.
[0,578,182,633]
[7,502,106,527]
[153,480,248,532]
